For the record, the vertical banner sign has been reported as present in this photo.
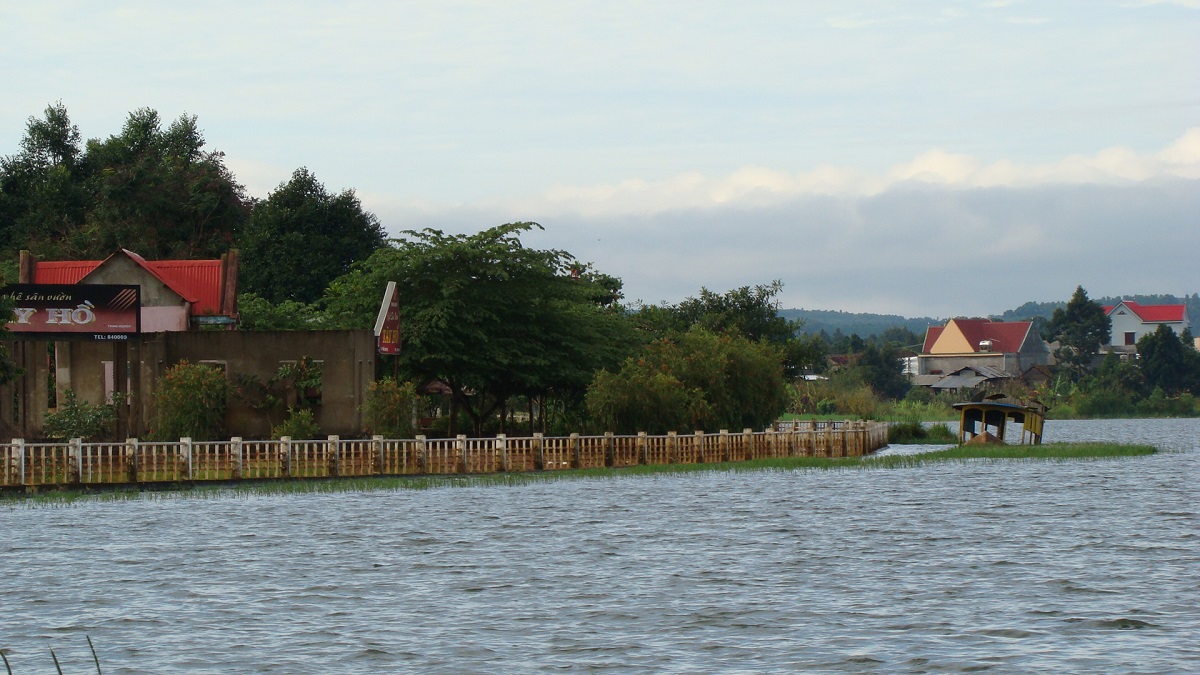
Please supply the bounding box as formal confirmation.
[374,281,401,355]
[3,284,141,340]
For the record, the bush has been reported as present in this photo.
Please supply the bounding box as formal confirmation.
[1073,389,1134,418]
[43,389,120,441]
[888,416,958,444]
[152,361,230,441]
[362,378,417,438]
[272,407,320,440]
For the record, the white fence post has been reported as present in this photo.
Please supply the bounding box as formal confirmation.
[181,437,193,480]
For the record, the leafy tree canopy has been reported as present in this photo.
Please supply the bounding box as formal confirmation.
[1137,324,1199,395]
[634,281,798,343]
[237,167,386,304]
[1046,285,1110,372]
[321,222,638,434]
[586,327,788,434]
[1,103,249,260]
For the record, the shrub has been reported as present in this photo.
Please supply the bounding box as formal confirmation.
[272,407,320,440]
[151,361,230,441]
[43,389,120,441]
[361,377,418,438]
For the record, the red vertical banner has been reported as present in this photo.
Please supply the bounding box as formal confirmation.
[374,281,401,355]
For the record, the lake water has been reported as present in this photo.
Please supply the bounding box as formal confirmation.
[1,419,1197,672]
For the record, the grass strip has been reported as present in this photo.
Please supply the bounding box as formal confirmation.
[4,442,1158,504]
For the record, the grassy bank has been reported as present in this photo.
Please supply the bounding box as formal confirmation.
[3,443,1158,504]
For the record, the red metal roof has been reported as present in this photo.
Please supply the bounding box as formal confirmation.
[144,259,224,315]
[30,251,226,316]
[1104,301,1186,323]
[32,261,102,284]
[923,319,1033,354]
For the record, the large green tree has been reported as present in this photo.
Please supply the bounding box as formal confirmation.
[1137,324,1198,395]
[237,167,386,304]
[1,103,249,260]
[1046,285,1111,372]
[322,222,637,435]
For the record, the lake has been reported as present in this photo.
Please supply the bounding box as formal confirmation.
[1,419,1197,672]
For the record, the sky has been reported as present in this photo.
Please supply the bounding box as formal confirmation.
[2,1,1198,318]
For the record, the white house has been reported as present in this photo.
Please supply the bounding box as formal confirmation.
[1104,301,1189,350]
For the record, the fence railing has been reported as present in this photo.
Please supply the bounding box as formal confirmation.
[1,421,889,489]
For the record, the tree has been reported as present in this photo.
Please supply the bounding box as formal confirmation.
[585,327,789,434]
[1137,324,1196,395]
[854,342,909,400]
[2,104,249,260]
[0,102,88,254]
[238,167,386,304]
[321,223,638,435]
[1046,286,1110,372]
[633,281,798,343]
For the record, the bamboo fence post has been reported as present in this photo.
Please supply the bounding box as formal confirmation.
[456,434,467,473]
[497,434,508,472]
[693,430,703,463]
[416,435,428,474]
[668,431,677,464]
[637,432,647,465]
[570,433,581,469]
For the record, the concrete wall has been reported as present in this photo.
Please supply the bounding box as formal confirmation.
[138,330,376,439]
[2,330,376,440]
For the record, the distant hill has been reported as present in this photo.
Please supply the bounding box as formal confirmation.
[993,293,1200,324]
[783,292,1199,339]
[781,309,942,338]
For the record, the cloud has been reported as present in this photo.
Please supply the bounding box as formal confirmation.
[361,129,1200,317]
[460,129,1200,219]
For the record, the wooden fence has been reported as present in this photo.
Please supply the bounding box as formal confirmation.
[0,420,889,490]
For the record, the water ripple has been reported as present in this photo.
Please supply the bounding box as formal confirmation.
[1,419,1197,672]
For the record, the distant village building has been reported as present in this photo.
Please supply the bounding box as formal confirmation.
[913,318,1051,390]
[1103,300,1189,352]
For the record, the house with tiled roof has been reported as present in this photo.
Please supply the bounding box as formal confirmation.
[19,249,238,330]
[914,318,1051,388]
[1103,301,1189,351]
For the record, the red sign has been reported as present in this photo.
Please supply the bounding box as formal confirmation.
[374,281,401,355]
[3,284,141,340]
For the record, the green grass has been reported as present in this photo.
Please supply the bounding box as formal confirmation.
[3,442,1159,504]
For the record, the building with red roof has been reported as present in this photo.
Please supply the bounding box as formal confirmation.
[19,249,238,331]
[916,318,1051,387]
[1103,300,1189,350]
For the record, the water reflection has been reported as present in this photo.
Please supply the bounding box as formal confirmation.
[1,419,1197,672]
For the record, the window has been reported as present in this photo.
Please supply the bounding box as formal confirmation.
[1124,332,1136,346]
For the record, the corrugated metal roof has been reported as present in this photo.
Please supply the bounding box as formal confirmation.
[31,251,226,317]
[144,260,223,315]
[32,261,102,284]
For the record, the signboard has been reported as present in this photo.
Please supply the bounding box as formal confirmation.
[373,281,401,355]
[3,284,141,340]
